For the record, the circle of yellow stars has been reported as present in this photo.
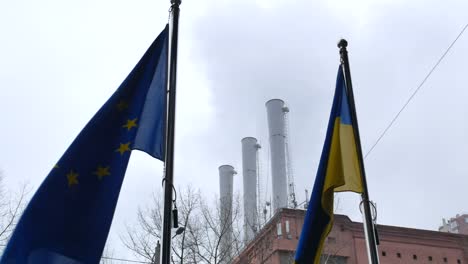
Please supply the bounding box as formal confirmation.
[62,100,139,188]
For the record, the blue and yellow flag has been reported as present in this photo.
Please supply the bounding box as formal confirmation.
[294,66,364,264]
[1,27,168,264]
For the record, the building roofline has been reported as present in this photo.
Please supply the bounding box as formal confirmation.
[235,208,468,262]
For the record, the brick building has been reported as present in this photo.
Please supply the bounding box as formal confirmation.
[233,208,468,264]
[439,214,468,235]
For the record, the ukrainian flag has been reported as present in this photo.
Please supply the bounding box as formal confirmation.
[294,66,364,263]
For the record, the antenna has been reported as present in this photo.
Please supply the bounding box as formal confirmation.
[256,142,263,228]
[264,133,271,217]
[283,105,297,208]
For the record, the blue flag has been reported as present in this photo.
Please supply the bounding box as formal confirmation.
[1,26,168,264]
[294,67,364,264]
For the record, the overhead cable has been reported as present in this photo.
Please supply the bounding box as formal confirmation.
[364,22,468,159]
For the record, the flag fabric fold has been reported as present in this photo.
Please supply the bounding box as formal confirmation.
[1,26,168,264]
[294,66,364,264]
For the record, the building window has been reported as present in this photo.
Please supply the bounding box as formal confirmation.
[382,251,386,257]
[444,257,448,262]
[285,220,292,239]
[397,253,401,258]
[277,222,282,238]
[413,255,417,260]
[428,256,433,261]
[457,259,461,264]
[328,237,336,244]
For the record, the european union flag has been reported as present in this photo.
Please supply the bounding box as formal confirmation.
[294,66,364,264]
[1,26,168,264]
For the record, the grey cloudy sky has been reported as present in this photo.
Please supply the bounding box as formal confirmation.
[1,0,468,260]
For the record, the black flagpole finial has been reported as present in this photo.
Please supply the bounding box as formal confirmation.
[338,39,348,49]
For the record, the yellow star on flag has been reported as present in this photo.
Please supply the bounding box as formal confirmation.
[116,142,131,155]
[66,170,79,187]
[117,100,128,111]
[93,166,111,180]
[123,118,138,131]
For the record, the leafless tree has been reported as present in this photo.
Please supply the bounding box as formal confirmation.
[121,186,202,263]
[122,191,163,261]
[0,171,28,247]
[122,186,200,263]
[171,187,200,264]
[122,186,243,264]
[184,194,243,264]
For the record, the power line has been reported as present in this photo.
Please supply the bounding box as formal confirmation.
[364,22,468,159]
[101,256,151,263]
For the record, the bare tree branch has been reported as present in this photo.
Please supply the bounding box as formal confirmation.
[122,186,243,264]
[0,172,29,244]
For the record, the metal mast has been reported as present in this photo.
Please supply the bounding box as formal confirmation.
[160,0,181,263]
[338,39,380,264]
[283,105,297,208]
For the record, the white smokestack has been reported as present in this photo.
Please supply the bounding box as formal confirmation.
[266,99,288,212]
[219,165,236,262]
[241,137,261,243]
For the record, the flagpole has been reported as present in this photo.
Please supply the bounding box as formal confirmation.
[338,39,380,264]
[161,1,181,264]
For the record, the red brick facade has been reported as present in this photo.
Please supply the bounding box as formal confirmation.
[233,208,468,264]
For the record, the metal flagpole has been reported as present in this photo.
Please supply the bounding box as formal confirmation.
[338,39,380,264]
[161,0,181,264]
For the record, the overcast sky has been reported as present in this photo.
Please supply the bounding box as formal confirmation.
[1,0,468,261]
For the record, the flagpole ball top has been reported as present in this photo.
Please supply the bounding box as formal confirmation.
[338,39,348,49]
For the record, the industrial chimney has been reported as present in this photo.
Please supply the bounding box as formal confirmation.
[241,137,261,243]
[218,165,236,262]
[266,99,289,212]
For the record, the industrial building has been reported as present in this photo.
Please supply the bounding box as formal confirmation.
[218,98,468,263]
[439,214,468,235]
[232,208,468,264]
